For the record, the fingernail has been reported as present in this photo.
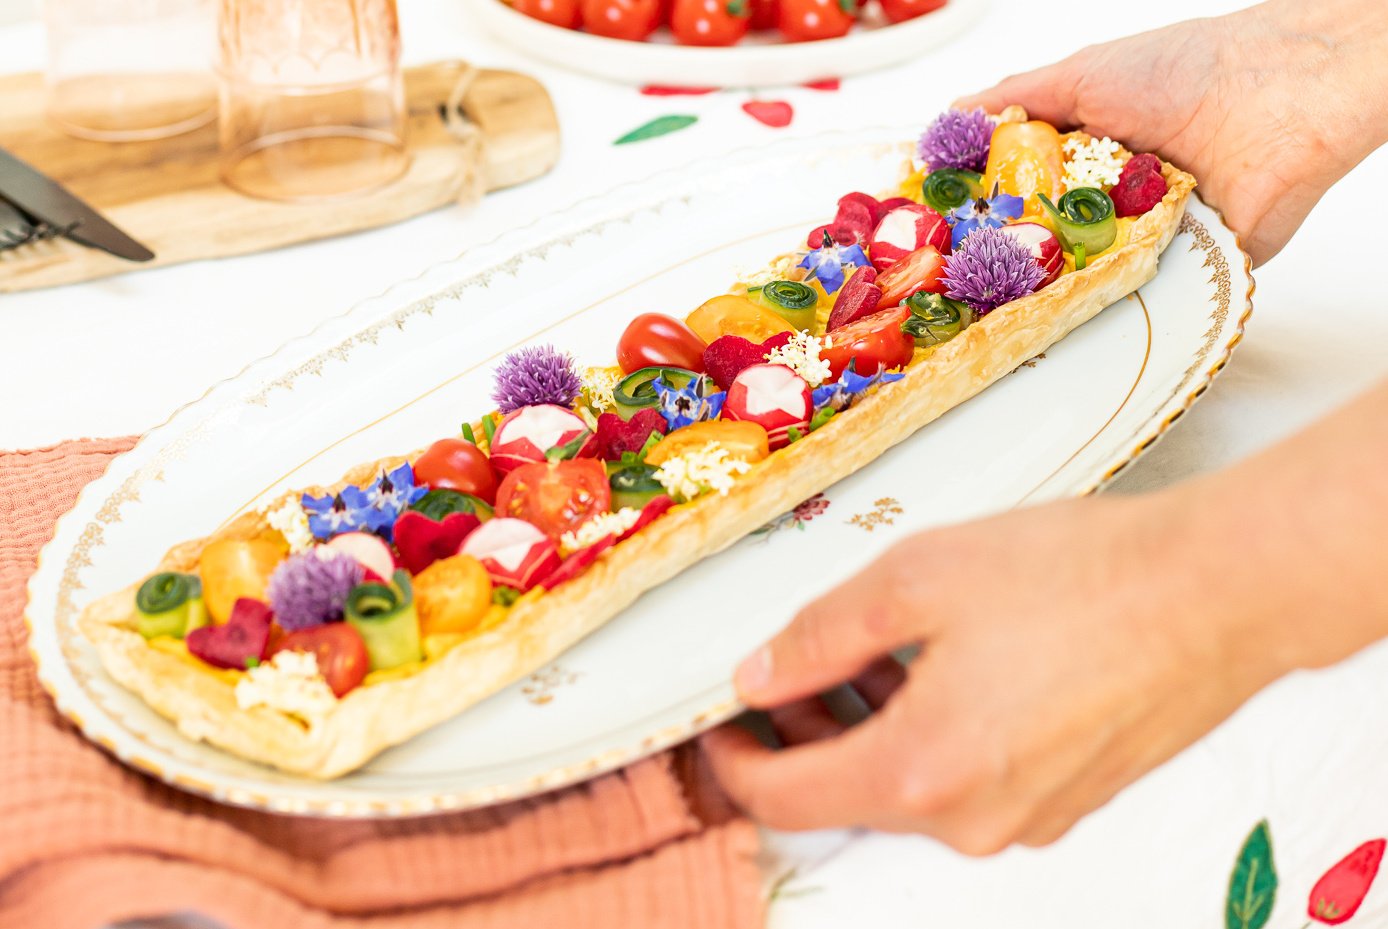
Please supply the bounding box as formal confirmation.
[735,646,772,696]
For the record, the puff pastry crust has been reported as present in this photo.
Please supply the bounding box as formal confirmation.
[80,153,1196,778]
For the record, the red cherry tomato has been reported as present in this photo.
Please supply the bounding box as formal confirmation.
[877,0,944,23]
[413,437,499,504]
[581,0,661,39]
[513,0,582,27]
[494,459,613,541]
[777,0,853,41]
[617,313,708,374]
[749,0,779,29]
[270,624,370,697]
[670,0,750,45]
[820,305,915,381]
[877,245,947,306]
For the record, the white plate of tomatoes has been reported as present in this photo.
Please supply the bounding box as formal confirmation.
[466,0,986,87]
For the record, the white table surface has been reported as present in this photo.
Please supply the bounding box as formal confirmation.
[7,1,1388,927]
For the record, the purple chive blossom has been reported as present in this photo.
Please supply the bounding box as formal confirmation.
[267,549,364,631]
[942,226,1045,315]
[491,344,583,415]
[918,108,994,173]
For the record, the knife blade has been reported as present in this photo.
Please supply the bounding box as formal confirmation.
[0,147,154,262]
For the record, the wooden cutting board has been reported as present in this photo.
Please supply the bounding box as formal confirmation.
[0,61,560,293]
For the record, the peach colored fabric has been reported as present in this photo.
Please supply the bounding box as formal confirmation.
[1,438,763,929]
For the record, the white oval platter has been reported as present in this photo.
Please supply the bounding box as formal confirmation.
[465,0,987,87]
[26,128,1251,816]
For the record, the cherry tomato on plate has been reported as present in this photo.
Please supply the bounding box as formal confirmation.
[877,0,945,23]
[199,538,284,624]
[270,623,370,697]
[413,437,498,504]
[820,305,915,381]
[581,0,662,39]
[512,0,582,27]
[877,245,946,306]
[644,420,770,467]
[670,0,750,45]
[777,0,853,41]
[685,294,794,345]
[617,313,707,374]
[495,459,613,542]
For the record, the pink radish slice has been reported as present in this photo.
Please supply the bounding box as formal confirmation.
[997,222,1064,287]
[327,532,396,581]
[461,517,562,591]
[490,404,590,477]
[867,204,951,271]
[724,363,812,450]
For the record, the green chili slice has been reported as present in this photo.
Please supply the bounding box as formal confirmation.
[345,570,423,671]
[409,488,494,523]
[135,572,207,640]
[901,292,974,346]
[750,280,819,331]
[921,169,985,215]
[1037,188,1117,269]
[613,366,697,421]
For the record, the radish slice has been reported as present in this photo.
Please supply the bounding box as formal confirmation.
[460,517,562,591]
[867,204,950,271]
[327,532,395,582]
[490,405,590,477]
[997,222,1064,287]
[724,364,812,450]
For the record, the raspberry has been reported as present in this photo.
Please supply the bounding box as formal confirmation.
[593,409,667,460]
[1110,153,1168,217]
[702,332,791,390]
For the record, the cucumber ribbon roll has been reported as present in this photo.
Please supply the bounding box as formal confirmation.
[750,280,819,331]
[409,488,494,523]
[345,570,423,670]
[921,169,985,215]
[1037,188,1117,270]
[613,366,698,421]
[901,292,974,346]
[135,572,208,640]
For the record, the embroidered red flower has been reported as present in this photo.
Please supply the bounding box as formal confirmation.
[1309,839,1386,925]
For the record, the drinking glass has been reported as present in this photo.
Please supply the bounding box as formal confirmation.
[45,0,217,142]
[218,0,409,201]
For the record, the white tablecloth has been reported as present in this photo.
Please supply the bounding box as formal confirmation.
[6,1,1388,926]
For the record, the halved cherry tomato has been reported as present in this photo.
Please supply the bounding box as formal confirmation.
[270,623,370,697]
[494,459,613,541]
[670,0,750,45]
[413,437,498,504]
[617,313,707,375]
[413,553,493,637]
[820,305,915,381]
[199,538,284,624]
[685,294,794,345]
[513,0,582,27]
[983,120,1065,218]
[878,0,944,23]
[581,0,661,39]
[777,0,853,41]
[645,420,770,466]
[877,245,946,307]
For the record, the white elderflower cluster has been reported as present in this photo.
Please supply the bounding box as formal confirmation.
[581,366,623,412]
[654,442,752,502]
[235,650,337,724]
[1062,136,1125,191]
[765,329,832,386]
[735,253,804,290]
[264,496,313,553]
[560,507,644,555]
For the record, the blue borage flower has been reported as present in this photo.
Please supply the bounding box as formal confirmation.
[653,375,726,430]
[301,462,425,541]
[491,344,583,415]
[812,362,905,413]
[948,185,1024,249]
[798,234,871,295]
[918,108,994,173]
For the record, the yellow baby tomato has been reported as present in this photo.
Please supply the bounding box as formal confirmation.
[685,294,794,345]
[983,120,1065,218]
[645,421,770,468]
[414,553,493,637]
[198,538,284,623]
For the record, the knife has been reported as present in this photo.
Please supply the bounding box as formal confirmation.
[0,147,155,262]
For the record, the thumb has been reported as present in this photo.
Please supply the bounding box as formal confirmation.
[953,59,1082,128]
[734,546,923,708]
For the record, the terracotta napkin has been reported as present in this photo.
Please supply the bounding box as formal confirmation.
[0,438,763,929]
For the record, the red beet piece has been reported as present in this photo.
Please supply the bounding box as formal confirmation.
[394,510,481,575]
[593,409,668,460]
[187,598,272,670]
[826,266,882,331]
[1110,153,1169,217]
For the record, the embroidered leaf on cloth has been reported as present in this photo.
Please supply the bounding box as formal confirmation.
[614,115,698,145]
[1227,820,1279,929]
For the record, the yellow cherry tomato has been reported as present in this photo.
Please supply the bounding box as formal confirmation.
[685,294,794,345]
[413,553,493,637]
[983,120,1065,218]
[645,421,770,467]
[198,538,284,623]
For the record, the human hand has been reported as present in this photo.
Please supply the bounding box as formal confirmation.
[702,493,1287,853]
[955,0,1388,266]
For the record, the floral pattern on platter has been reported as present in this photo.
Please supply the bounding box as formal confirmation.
[847,497,903,532]
[753,493,830,539]
[522,665,581,706]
